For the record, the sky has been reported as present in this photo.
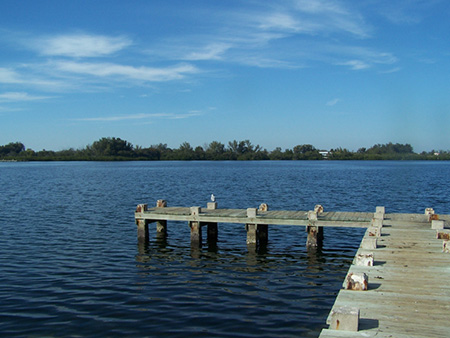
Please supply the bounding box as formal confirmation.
[0,0,449,152]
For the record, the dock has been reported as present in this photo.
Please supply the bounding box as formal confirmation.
[134,201,450,337]
[319,210,450,338]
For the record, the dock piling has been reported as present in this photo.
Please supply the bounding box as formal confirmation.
[156,200,167,236]
[306,209,323,248]
[344,272,368,291]
[354,252,374,266]
[329,306,360,331]
[189,221,202,247]
[431,219,444,229]
[136,204,149,241]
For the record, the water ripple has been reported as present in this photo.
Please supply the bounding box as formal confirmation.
[1,161,449,337]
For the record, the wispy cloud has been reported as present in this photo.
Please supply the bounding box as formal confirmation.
[76,113,172,122]
[0,92,53,102]
[184,43,232,61]
[258,12,306,33]
[0,68,23,84]
[52,61,198,82]
[0,67,67,89]
[373,0,436,25]
[379,67,401,74]
[147,1,380,70]
[337,59,370,70]
[259,1,370,38]
[168,110,203,119]
[75,111,203,122]
[0,1,412,95]
[326,98,340,106]
[32,33,132,57]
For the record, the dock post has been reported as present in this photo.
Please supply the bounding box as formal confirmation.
[257,203,269,245]
[425,208,439,222]
[156,200,167,236]
[329,306,360,331]
[344,272,368,291]
[306,210,323,248]
[136,204,149,242]
[246,223,257,245]
[206,222,218,243]
[432,220,444,230]
[189,222,202,247]
[245,208,268,248]
[189,207,202,247]
[205,202,219,246]
[354,252,374,266]
[246,208,258,246]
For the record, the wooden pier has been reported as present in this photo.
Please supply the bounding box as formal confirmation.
[135,200,374,248]
[319,210,450,338]
[134,201,450,337]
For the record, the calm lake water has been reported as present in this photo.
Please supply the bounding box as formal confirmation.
[1,161,449,337]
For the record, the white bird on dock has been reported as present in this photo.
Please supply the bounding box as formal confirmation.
[211,194,216,202]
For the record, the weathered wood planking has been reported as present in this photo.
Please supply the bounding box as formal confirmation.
[135,207,375,227]
[319,217,450,338]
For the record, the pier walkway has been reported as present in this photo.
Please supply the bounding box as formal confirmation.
[319,212,450,338]
[134,201,450,337]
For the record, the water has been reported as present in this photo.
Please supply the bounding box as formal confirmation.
[0,161,449,337]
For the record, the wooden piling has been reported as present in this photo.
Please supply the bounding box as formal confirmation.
[136,204,149,241]
[156,200,167,236]
[189,221,202,247]
[246,223,257,245]
[329,306,360,331]
[136,219,149,242]
[206,222,218,243]
[306,209,324,248]
[189,206,202,247]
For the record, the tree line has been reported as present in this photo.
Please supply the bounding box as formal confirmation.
[1,138,449,161]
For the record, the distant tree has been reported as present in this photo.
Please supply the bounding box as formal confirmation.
[206,141,226,160]
[135,146,160,160]
[329,147,354,160]
[269,147,292,160]
[366,142,414,155]
[90,137,133,157]
[0,142,25,156]
[176,142,195,160]
[357,147,366,154]
[227,139,264,160]
[293,144,321,160]
[194,146,205,160]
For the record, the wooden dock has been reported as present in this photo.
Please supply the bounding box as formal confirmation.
[319,211,450,338]
[134,201,375,248]
[134,201,450,337]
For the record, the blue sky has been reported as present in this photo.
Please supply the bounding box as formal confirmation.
[0,0,449,152]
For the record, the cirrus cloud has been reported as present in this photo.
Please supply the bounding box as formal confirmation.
[32,33,132,57]
[0,91,53,102]
[52,61,199,82]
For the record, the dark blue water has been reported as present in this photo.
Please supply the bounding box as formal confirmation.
[1,161,449,337]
